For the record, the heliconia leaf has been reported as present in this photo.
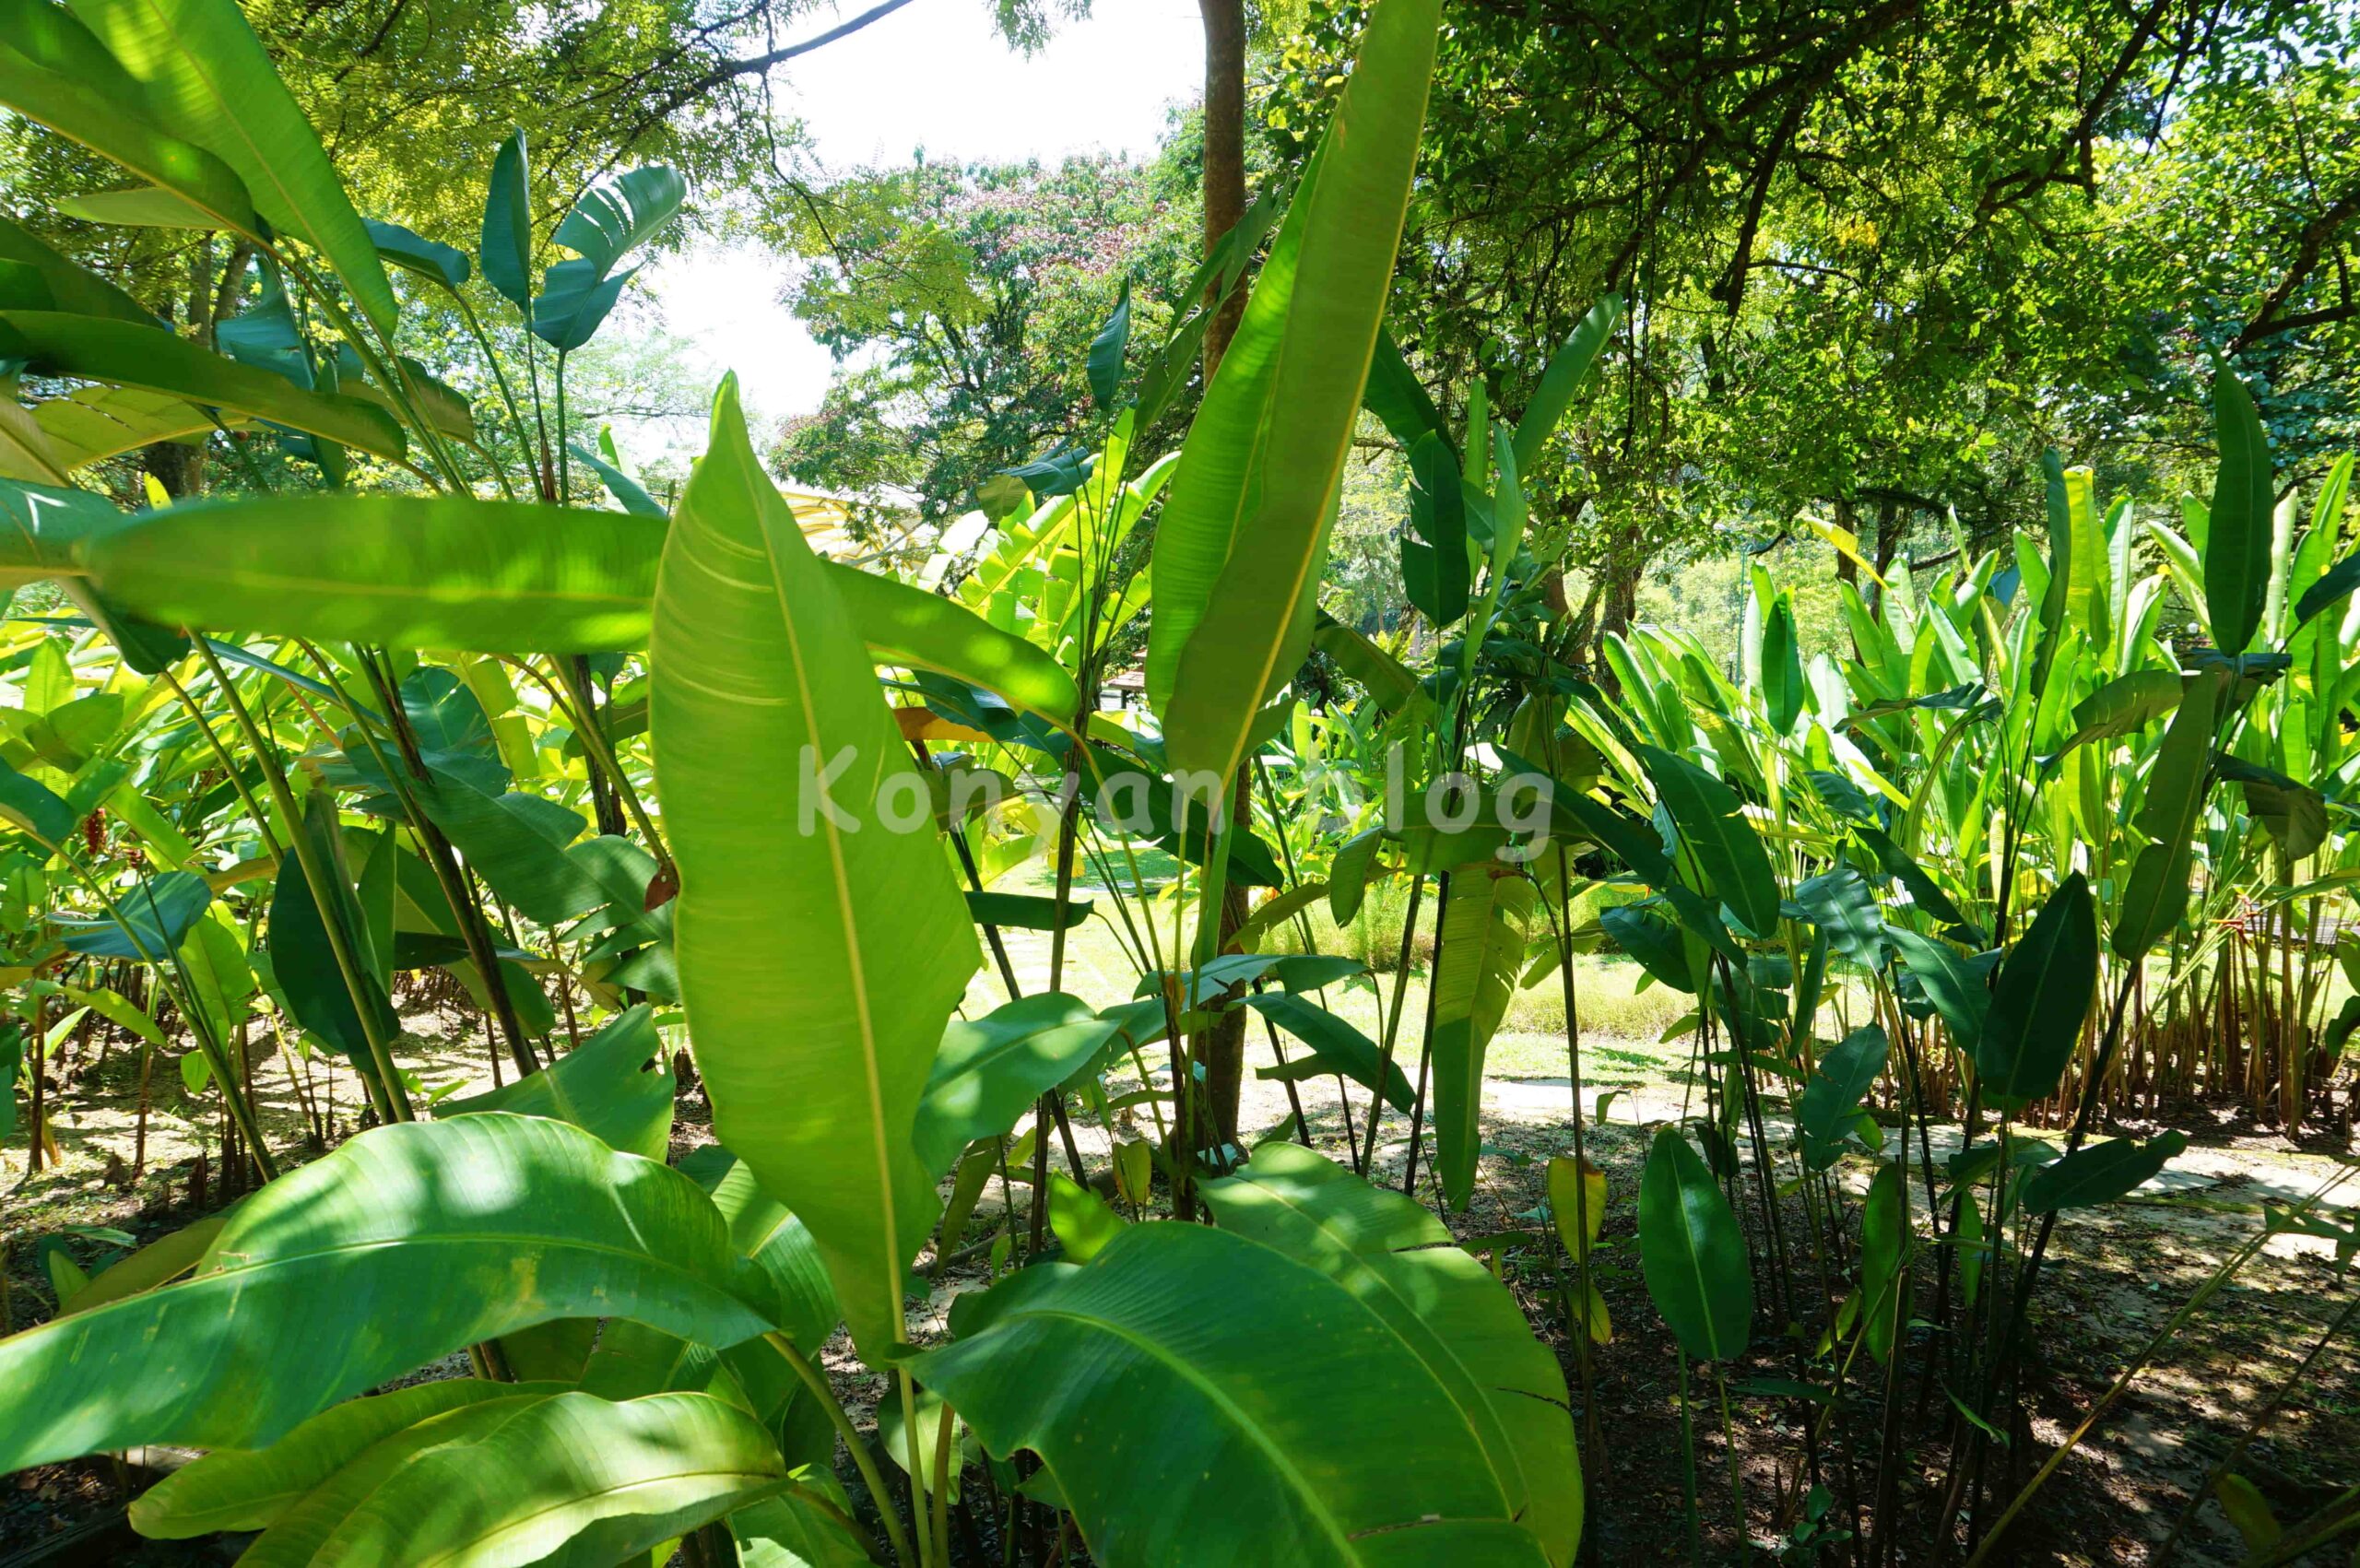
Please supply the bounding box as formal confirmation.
[0,1116,786,1473]
[1795,867,1882,972]
[2055,668,2183,757]
[442,1004,673,1160]
[2201,363,2273,654]
[0,312,404,457]
[67,0,397,336]
[1976,873,2097,1112]
[2111,666,2224,961]
[1632,743,1779,937]
[652,375,978,1360]
[1205,1145,1581,1565]
[479,129,533,310]
[1636,1127,1752,1362]
[1510,294,1621,474]
[1547,1153,1605,1262]
[1327,825,1385,924]
[1799,1023,1887,1169]
[1884,925,1988,1055]
[2019,1130,2188,1214]
[129,1378,571,1537]
[1243,990,1414,1114]
[76,493,1078,720]
[1432,866,1538,1208]
[1311,609,1423,713]
[1759,590,1804,734]
[31,386,237,471]
[914,993,1126,1175]
[0,756,76,845]
[1151,0,1439,783]
[0,7,262,239]
[914,1221,1553,1567]
[1858,1161,1907,1364]
[0,215,154,324]
[363,218,469,289]
[226,1392,785,1568]
[1086,277,1131,407]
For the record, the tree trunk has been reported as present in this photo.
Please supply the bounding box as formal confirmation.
[1197,0,1252,1155]
[1833,496,1858,588]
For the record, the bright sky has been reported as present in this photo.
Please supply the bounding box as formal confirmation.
[643,0,1205,440]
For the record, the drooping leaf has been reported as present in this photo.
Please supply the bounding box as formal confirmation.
[1431,867,1537,1208]
[1510,294,1621,474]
[652,375,978,1359]
[1884,925,1988,1055]
[1794,867,1882,972]
[0,312,404,457]
[443,1004,673,1160]
[0,1116,786,1473]
[1636,1128,1752,1362]
[1086,278,1131,408]
[1975,874,2097,1112]
[363,218,469,289]
[1799,1024,1887,1169]
[1633,743,1779,937]
[1858,1161,1907,1364]
[56,868,209,958]
[914,993,1124,1175]
[914,1221,1551,1566]
[1242,990,1413,1114]
[2019,1130,2188,1214]
[67,0,396,335]
[0,215,154,323]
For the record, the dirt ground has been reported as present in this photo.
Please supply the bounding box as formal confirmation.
[5,923,2357,1565]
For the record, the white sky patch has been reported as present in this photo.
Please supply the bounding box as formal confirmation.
[637,0,1204,466]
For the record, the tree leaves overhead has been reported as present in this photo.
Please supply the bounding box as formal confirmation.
[651,375,978,1359]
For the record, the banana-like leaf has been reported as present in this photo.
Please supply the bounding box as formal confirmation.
[131,1378,571,1537]
[1633,743,1779,937]
[552,166,686,277]
[364,218,469,289]
[480,130,533,310]
[66,0,395,335]
[0,11,262,239]
[1975,872,2096,1111]
[1202,1145,1580,1564]
[1798,1023,1886,1169]
[1636,1126,1752,1362]
[1858,1161,1907,1364]
[652,376,978,1360]
[1509,294,1621,474]
[1242,990,1414,1114]
[1884,925,1988,1053]
[0,312,405,457]
[532,259,639,351]
[58,1214,222,1316]
[52,184,218,228]
[442,1003,673,1160]
[914,993,1125,1175]
[2111,666,2224,961]
[33,386,237,470]
[914,1221,1552,1566]
[1150,0,1439,781]
[77,492,1077,719]
[2201,363,2273,655]
[0,1115,785,1471]
[0,214,155,322]
[1430,865,1536,1208]
[2019,1129,2188,1214]
[229,1392,785,1567]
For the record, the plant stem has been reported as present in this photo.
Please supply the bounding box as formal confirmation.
[770,1333,918,1568]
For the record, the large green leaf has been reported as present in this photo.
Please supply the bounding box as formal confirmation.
[1430,865,1536,1208]
[549,165,684,275]
[914,1221,1551,1566]
[1975,872,2096,1112]
[0,8,261,239]
[1242,990,1414,1114]
[1632,743,1779,937]
[1885,925,1988,1054]
[77,493,1076,719]
[913,992,1125,1175]
[2111,666,2224,961]
[1509,294,1621,473]
[1201,1145,1580,1564]
[479,129,533,310]
[229,1392,785,1568]
[2019,1130,2188,1214]
[0,214,154,323]
[651,376,978,1360]
[0,312,404,457]
[1798,1023,1886,1169]
[0,1115,785,1471]
[1150,0,1439,781]
[131,1378,571,1537]
[66,0,396,336]
[1858,1160,1907,1364]
[2201,363,2274,654]
[443,1004,673,1160]
[1636,1127,1752,1362]
[32,386,236,470]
